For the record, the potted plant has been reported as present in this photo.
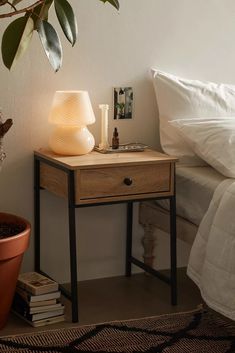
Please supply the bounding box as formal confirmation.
[0,0,119,72]
[0,111,31,329]
[0,213,31,329]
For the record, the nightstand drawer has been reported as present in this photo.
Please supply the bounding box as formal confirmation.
[78,163,171,201]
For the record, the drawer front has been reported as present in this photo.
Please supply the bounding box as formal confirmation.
[78,163,171,201]
[40,163,68,199]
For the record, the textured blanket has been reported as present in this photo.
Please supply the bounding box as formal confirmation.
[187,179,235,321]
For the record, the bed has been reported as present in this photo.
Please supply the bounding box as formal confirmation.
[139,165,226,250]
[139,70,235,321]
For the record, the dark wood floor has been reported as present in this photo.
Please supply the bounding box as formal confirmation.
[0,268,202,336]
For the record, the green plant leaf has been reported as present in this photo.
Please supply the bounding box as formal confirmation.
[32,0,53,29]
[37,20,62,72]
[1,16,34,70]
[99,0,119,10]
[54,0,77,46]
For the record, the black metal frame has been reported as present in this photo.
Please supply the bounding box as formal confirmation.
[34,154,177,323]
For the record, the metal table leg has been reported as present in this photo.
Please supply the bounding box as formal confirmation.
[170,195,177,305]
[125,201,133,277]
[34,157,41,273]
[68,170,79,322]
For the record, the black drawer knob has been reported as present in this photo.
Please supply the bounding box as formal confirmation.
[124,177,133,186]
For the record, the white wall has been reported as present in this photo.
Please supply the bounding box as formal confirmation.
[1,0,235,283]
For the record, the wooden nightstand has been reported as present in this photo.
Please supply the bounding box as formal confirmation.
[34,149,178,322]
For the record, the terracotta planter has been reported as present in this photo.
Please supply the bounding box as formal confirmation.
[0,213,30,329]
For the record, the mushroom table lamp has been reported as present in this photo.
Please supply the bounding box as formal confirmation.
[49,91,96,155]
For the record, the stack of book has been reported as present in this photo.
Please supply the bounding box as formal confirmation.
[12,272,65,327]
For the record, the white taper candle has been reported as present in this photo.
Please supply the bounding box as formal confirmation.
[99,104,109,150]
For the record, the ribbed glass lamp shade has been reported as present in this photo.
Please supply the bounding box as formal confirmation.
[49,91,96,126]
[48,90,96,156]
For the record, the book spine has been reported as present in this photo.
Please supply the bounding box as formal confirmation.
[16,286,61,302]
[12,294,29,313]
[12,310,65,327]
[12,300,32,321]
[15,287,31,303]
[32,308,64,321]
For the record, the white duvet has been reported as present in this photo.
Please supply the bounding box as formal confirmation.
[187,178,235,320]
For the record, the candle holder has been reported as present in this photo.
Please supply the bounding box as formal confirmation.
[98,104,109,150]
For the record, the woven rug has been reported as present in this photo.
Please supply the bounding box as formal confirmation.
[0,308,234,353]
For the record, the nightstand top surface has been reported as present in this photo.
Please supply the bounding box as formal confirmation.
[34,149,178,170]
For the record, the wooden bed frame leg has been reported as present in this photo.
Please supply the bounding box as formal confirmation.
[141,224,156,268]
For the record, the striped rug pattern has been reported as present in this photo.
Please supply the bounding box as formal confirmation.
[0,308,234,353]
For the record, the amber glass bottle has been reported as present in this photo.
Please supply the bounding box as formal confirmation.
[112,127,119,149]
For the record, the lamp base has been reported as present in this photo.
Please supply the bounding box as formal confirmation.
[49,126,95,156]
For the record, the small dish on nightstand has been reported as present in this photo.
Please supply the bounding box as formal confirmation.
[94,143,148,154]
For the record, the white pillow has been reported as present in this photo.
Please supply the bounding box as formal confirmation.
[151,69,235,165]
[170,117,235,178]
